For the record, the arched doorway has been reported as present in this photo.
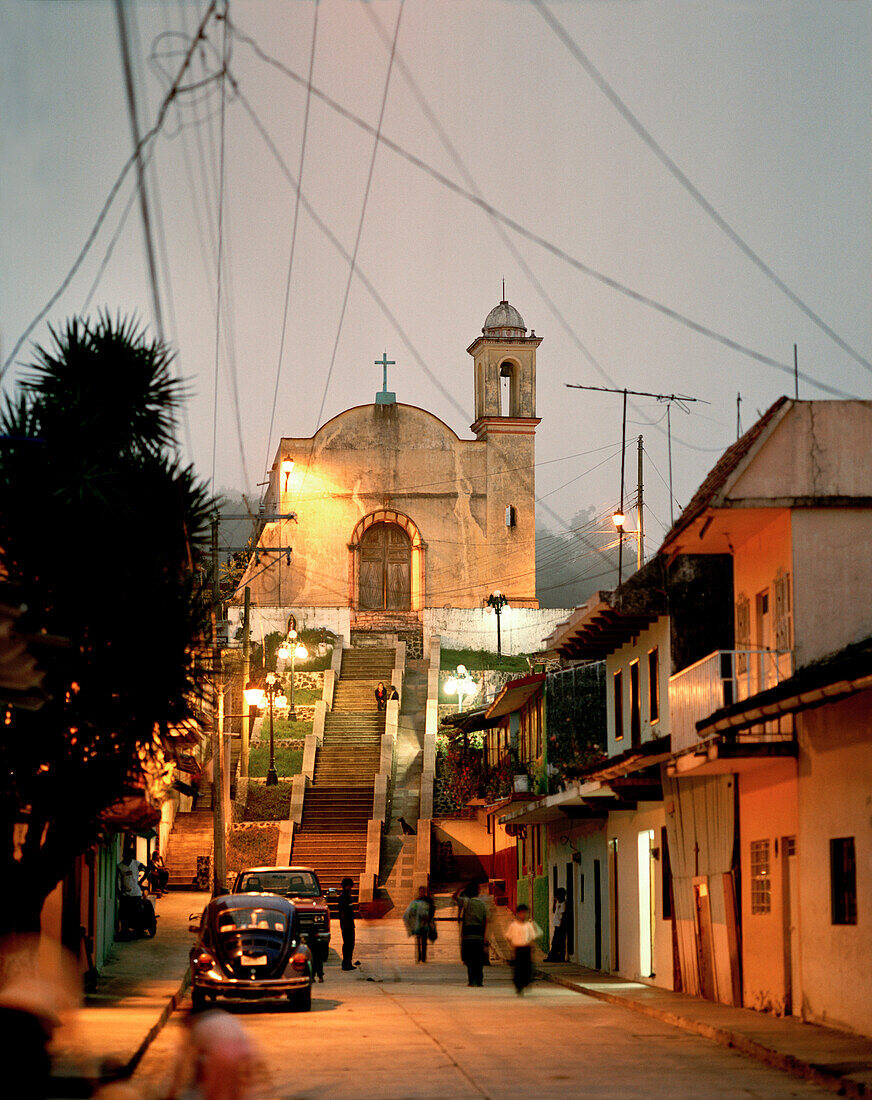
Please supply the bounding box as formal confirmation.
[359,522,411,610]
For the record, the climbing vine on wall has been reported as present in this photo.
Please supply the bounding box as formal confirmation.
[545,663,607,782]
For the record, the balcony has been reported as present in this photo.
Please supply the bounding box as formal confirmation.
[669,649,793,754]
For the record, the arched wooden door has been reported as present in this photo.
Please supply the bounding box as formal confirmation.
[359,523,411,610]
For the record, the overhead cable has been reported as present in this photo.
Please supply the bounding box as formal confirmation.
[532,0,872,377]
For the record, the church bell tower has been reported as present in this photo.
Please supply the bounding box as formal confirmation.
[468,296,541,607]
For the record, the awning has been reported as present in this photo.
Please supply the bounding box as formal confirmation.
[485,673,545,719]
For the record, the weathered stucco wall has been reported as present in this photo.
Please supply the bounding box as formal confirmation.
[606,617,670,755]
[797,692,872,1036]
[738,758,798,1015]
[235,400,539,611]
[730,401,872,502]
[792,509,872,666]
[424,606,572,655]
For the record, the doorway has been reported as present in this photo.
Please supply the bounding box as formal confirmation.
[638,829,655,978]
[593,859,602,970]
[608,839,619,971]
[359,523,411,610]
[783,835,799,1015]
[565,861,575,959]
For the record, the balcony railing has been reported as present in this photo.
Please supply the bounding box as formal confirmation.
[669,649,793,754]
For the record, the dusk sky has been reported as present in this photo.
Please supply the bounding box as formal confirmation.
[3,1,870,579]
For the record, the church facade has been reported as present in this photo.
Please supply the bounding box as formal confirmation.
[233,299,568,651]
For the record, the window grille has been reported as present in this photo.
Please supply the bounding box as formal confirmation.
[831,837,857,925]
[750,839,771,914]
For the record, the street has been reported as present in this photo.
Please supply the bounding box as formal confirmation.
[132,921,830,1099]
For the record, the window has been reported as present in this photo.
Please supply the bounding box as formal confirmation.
[775,570,792,650]
[629,661,641,746]
[831,837,857,925]
[736,595,750,675]
[613,670,624,741]
[750,839,771,914]
[648,648,660,723]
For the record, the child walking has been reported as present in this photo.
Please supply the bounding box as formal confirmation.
[505,904,542,995]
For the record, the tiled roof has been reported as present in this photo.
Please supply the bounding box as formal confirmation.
[661,396,789,548]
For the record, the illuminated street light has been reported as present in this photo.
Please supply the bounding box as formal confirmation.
[486,590,509,656]
[281,458,294,493]
[612,510,625,529]
[444,664,478,712]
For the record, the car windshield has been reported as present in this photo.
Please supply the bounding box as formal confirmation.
[216,907,287,933]
[238,871,321,897]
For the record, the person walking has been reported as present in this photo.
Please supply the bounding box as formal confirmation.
[505,903,543,995]
[544,886,567,962]
[455,881,488,986]
[403,886,435,963]
[374,681,387,710]
[338,877,356,971]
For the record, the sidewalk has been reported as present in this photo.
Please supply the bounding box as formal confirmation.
[50,891,204,1092]
[536,961,872,1099]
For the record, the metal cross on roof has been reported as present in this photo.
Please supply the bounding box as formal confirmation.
[374,351,396,405]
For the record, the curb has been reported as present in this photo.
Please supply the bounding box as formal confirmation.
[124,970,190,1078]
[535,969,869,1100]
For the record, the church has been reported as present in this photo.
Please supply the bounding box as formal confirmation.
[231,297,569,653]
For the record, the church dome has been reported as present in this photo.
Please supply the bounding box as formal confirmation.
[483,299,526,337]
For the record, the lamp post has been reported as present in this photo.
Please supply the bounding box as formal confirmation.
[444,664,478,713]
[612,509,626,588]
[486,590,509,656]
[277,630,308,721]
[243,674,286,786]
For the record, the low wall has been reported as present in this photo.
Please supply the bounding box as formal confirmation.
[227,605,571,657]
[424,607,573,656]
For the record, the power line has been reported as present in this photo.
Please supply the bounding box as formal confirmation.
[115,0,166,344]
[227,19,848,389]
[1,0,220,383]
[532,0,872,378]
[262,0,320,486]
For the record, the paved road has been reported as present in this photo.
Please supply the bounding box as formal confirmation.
[133,921,830,1099]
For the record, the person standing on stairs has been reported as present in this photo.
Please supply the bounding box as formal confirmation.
[338,877,356,971]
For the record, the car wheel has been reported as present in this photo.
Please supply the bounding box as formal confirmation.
[290,983,312,1012]
[191,987,206,1011]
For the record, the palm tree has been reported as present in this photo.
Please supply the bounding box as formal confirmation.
[0,314,213,933]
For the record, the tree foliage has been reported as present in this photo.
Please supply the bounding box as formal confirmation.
[0,315,213,931]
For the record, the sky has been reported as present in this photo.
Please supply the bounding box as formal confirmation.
[3,0,870,580]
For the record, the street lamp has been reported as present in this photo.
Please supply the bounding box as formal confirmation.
[278,630,308,720]
[444,664,478,712]
[244,673,286,786]
[486,590,509,656]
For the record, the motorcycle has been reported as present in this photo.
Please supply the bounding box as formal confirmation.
[117,891,157,938]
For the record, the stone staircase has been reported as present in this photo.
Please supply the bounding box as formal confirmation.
[165,740,240,889]
[290,646,394,911]
[166,792,214,889]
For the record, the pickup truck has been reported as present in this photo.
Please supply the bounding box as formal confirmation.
[232,865,332,960]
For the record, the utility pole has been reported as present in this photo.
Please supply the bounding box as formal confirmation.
[617,389,627,589]
[565,382,707,541]
[636,435,644,570]
[241,586,251,781]
[210,514,227,894]
[209,510,295,890]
